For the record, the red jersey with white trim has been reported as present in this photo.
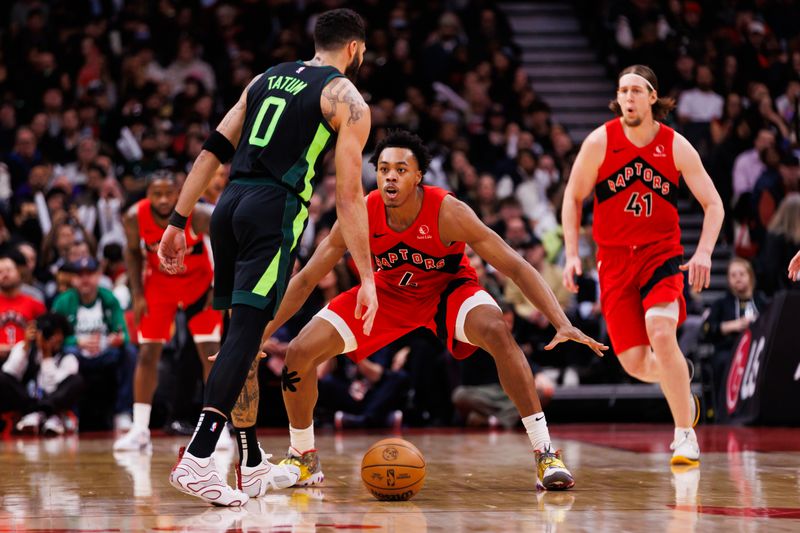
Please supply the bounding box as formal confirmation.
[368,186,478,299]
[0,294,45,350]
[593,118,682,247]
[136,199,213,289]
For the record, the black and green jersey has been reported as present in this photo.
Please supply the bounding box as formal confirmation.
[230,61,344,202]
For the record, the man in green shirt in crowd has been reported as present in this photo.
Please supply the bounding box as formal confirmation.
[52,256,135,429]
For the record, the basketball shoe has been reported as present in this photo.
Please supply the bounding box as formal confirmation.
[278,447,325,486]
[114,426,151,452]
[236,446,300,497]
[535,447,575,490]
[169,446,249,506]
[670,428,700,466]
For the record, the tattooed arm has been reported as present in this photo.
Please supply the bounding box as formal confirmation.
[320,77,378,335]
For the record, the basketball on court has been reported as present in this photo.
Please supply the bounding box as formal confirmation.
[361,438,426,501]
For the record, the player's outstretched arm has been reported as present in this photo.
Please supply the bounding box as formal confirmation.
[260,222,348,344]
[159,75,260,274]
[323,77,377,334]
[674,132,724,292]
[561,126,606,293]
[440,196,607,357]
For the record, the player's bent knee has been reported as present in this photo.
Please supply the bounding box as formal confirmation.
[618,348,649,378]
[472,317,513,352]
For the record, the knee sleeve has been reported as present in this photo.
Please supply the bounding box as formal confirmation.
[203,304,272,414]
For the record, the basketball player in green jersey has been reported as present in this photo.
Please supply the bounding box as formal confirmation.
[158,8,378,506]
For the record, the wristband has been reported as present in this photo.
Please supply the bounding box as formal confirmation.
[168,211,188,230]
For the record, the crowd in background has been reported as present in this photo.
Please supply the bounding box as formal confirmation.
[1,0,799,434]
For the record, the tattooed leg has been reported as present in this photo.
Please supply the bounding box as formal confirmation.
[231,353,260,428]
[231,353,262,467]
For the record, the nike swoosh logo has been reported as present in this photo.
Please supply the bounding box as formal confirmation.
[534,415,544,422]
[612,148,624,153]
[373,233,387,238]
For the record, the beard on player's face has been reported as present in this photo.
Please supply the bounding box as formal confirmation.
[345,51,362,82]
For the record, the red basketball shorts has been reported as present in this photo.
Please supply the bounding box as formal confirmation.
[138,276,222,344]
[597,241,686,355]
[318,278,499,362]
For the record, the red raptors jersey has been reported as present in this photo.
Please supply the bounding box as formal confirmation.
[136,199,213,287]
[368,186,478,299]
[593,118,682,247]
[0,294,45,349]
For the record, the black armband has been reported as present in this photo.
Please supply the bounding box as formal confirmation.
[202,130,235,163]
[168,211,188,230]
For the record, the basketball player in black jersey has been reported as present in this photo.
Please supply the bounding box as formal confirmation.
[158,9,378,506]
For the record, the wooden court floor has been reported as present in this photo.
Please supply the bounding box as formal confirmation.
[1,424,799,532]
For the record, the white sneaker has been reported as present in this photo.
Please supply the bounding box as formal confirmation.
[114,412,133,431]
[16,412,44,434]
[170,447,249,506]
[236,447,301,497]
[670,428,700,466]
[114,426,152,452]
[42,415,65,436]
[216,426,234,451]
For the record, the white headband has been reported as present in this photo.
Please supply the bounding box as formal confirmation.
[619,73,655,92]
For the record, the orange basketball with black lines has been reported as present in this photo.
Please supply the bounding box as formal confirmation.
[361,438,426,501]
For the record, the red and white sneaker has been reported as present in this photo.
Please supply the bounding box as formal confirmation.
[170,447,249,506]
[236,447,301,497]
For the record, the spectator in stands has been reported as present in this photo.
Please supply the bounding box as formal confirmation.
[14,243,44,303]
[710,93,744,147]
[752,151,800,242]
[756,193,800,296]
[703,257,767,390]
[52,256,134,430]
[0,255,45,359]
[677,64,724,157]
[0,312,82,436]
[5,127,42,190]
[452,302,554,429]
[322,346,410,430]
[732,128,776,201]
[164,37,216,97]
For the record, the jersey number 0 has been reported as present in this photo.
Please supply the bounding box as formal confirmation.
[249,96,287,147]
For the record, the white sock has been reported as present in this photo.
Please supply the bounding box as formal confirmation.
[133,403,151,431]
[289,423,315,453]
[522,412,551,451]
[674,427,696,441]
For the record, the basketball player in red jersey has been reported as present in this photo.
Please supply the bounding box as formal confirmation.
[236,130,606,490]
[114,171,230,452]
[562,65,724,466]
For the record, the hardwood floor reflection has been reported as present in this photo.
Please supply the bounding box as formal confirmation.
[1,425,799,532]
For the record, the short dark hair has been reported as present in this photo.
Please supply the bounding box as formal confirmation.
[609,64,676,120]
[369,129,432,175]
[37,312,73,340]
[314,8,365,51]
[146,169,176,187]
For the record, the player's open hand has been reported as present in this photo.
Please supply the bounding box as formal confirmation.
[679,250,711,292]
[544,325,608,358]
[158,224,187,275]
[788,249,800,281]
[354,279,378,336]
[562,255,582,293]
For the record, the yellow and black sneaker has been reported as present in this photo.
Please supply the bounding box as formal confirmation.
[535,447,575,491]
[279,447,325,486]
